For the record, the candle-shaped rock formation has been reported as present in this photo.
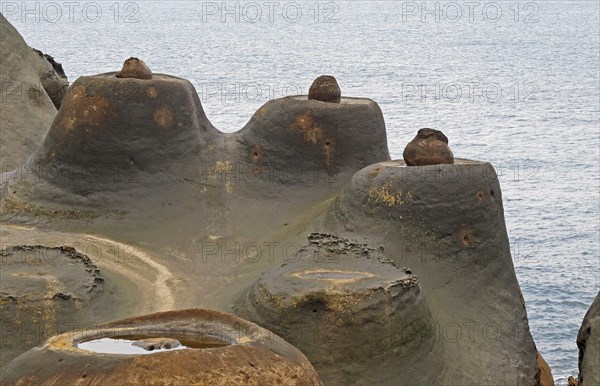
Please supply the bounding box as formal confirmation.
[0,59,223,222]
[116,57,153,79]
[235,94,389,180]
[308,75,341,103]
[234,233,442,386]
[403,128,454,166]
[0,309,323,386]
[324,159,543,385]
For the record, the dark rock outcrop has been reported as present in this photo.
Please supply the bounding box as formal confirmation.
[577,292,600,385]
[32,48,69,109]
[0,309,323,386]
[403,128,454,166]
[0,14,68,170]
[235,233,442,386]
[308,75,341,103]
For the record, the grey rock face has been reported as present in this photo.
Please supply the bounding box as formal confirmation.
[32,48,69,109]
[578,292,600,385]
[325,159,540,385]
[0,14,68,170]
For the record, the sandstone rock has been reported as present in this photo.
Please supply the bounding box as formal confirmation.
[578,292,600,385]
[308,75,341,103]
[0,62,544,386]
[116,57,152,79]
[0,309,323,386]
[0,71,222,222]
[537,352,555,386]
[32,48,69,109]
[568,375,580,386]
[0,14,68,170]
[0,245,103,367]
[235,233,442,386]
[325,159,540,385]
[403,128,454,166]
[236,94,389,179]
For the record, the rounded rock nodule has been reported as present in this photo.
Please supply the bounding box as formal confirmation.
[403,128,454,166]
[116,57,152,80]
[308,75,341,103]
[0,309,323,386]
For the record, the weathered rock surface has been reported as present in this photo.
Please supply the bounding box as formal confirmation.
[0,14,68,170]
[116,57,153,79]
[308,75,341,103]
[32,48,69,109]
[577,292,600,385]
[403,128,454,166]
[537,352,555,386]
[0,58,546,385]
[0,309,323,386]
[0,245,103,367]
[324,159,540,385]
[235,233,443,386]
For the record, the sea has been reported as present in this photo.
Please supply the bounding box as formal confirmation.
[4,1,599,383]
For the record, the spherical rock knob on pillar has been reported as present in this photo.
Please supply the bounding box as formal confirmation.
[308,75,341,103]
[116,57,153,80]
[403,128,454,166]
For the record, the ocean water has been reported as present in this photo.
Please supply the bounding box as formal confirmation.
[4,0,599,383]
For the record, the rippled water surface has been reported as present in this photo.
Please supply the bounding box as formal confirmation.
[6,1,599,382]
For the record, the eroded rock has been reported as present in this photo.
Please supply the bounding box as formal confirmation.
[577,292,600,385]
[235,233,441,386]
[116,57,152,79]
[0,14,68,170]
[537,352,555,386]
[0,245,103,367]
[324,159,540,385]
[0,309,323,386]
[403,128,454,166]
[32,48,69,109]
[308,75,341,103]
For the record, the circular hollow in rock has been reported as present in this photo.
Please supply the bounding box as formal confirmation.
[0,309,323,386]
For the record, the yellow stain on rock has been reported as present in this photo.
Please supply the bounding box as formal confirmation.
[59,84,112,131]
[368,184,412,207]
[291,113,323,144]
[153,105,174,128]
